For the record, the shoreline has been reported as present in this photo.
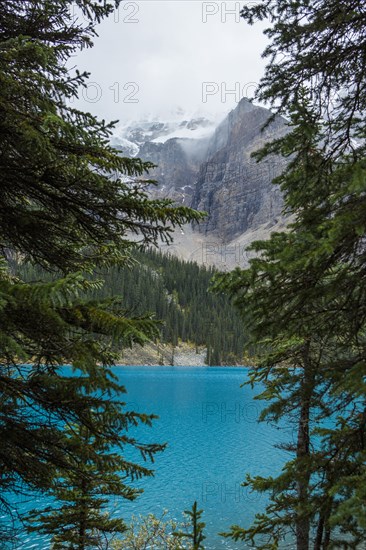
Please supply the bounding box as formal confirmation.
[117,341,252,367]
[114,363,249,368]
[117,341,207,367]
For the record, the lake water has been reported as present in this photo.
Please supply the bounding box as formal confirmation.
[7,366,294,549]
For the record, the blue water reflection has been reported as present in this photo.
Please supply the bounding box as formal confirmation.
[7,366,293,549]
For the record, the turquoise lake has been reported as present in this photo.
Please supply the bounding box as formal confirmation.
[9,366,295,549]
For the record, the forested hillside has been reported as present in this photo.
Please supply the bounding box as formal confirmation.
[14,248,247,366]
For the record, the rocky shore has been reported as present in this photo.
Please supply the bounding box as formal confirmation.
[117,342,207,366]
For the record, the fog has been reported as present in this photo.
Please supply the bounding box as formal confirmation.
[71,1,268,125]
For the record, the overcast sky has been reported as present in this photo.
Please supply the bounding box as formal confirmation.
[72,1,268,125]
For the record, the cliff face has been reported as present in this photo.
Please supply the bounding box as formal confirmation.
[113,100,289,267]
[191,99,288,242]
[138,137,209,204]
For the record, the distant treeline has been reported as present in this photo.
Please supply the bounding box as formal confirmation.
[15,248,247,365]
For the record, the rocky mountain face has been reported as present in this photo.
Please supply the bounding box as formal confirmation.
[138,137,209,204]
[191,99,287,242]
[112,100,289,268]
[112,115,214,203]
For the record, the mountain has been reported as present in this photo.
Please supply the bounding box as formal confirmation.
[111,114,216,203]
[112,100,289,269]
[191,99,288,241]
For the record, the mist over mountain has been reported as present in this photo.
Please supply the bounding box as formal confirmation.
[112,99,289,269]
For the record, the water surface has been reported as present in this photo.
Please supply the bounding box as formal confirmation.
[111,367,290,549]
[8,366,292,549]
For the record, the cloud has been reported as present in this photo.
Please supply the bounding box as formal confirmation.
[71,1,268,124]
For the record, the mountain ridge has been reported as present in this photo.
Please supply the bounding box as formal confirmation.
[112,99,289,269]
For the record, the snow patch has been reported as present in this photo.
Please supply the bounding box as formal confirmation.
[151,125,214,144]
[111,137,139,157]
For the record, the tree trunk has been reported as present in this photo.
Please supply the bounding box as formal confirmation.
[295,405,310,550]
[323,523,331,549]
[314,501,332,550]
[314,514,324,550]
[296,342,314,550]
[78,478,88,550]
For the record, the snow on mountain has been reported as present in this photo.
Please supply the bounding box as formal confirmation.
[110,136,139,157]
[112,110,223,152]
[110,100,289,270]
[151,123,215,144]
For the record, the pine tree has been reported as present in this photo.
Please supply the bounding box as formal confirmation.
[240,0,366,158]
[25,421,143,550]
[213,0,366,545]
[173,501,206,550]
[214,99,366,548]
[0,0,203,540]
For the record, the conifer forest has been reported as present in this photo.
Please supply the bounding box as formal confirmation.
[0,0,365,549]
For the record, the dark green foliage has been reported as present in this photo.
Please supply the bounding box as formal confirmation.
[0,255,166,546]
[173,501,206,550]
[0,0,202,544]
[213,1,366,548]
[0,0,203,273]
[241,0,366,157]
[15,248,248,366]
[25,421,143,549]
[102,248,248,365]
[214,104,366,548]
